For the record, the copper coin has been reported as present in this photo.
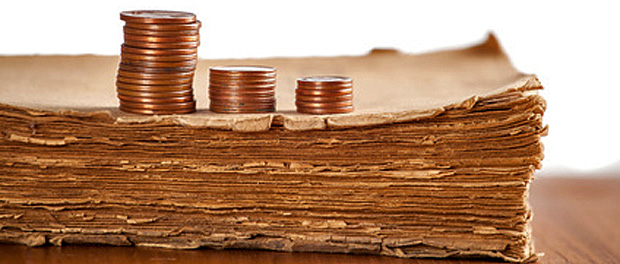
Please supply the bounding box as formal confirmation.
[117,76,193,85]
[209,76,276,83]
[118,70,194,79]
[124,40,200,49]
[209,105,275,111]
[120,10,196,24]
[210,103,275,110]
[296,94,353,102]
[209,107,275,114]
[297,76,353,91]
[124,27,199,36]
[297,76,352,85]
[209,106,276,113]
[117,88,194,96]
[118,94,194,103]
[117,81,192,91]
[210,97,275,104]
[209,72,277,79]
[297,83,353,90]
[209,90,275,97]
[209,74,276,81]
[209,79,277,86]
[120,105,196,115]
[210,108,275,113]
[124,21,202,31]
[208,83,276,90]
[124,34,200,43]
[209,73,276,79]
[117,88,194,98]
[209,90,276,98]
[209,87,275,92]
[209,88,275,95]
[120,100,196,110]
[210,65,276,75]
[117,80,192,89]
[209,76,276,84]
[120,53,197,62]
[211,100,276,105]
[296,101,353,108]
[209,95,276,103]
[296,106,354,115]
[209,103,275,109]
[121,45,197,56]
[295,88,353,96]
[119,63,196,73]
[209,82,276,88]
[210,65,275,73]
[120,58,197,68]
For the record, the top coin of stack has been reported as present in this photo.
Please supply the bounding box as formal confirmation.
[117,10,201,115]
[295,76,354,114]
[208,66,277,113]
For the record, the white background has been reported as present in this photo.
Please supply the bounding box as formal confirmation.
[1,1,619,177]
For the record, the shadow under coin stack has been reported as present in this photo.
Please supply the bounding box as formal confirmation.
[116,10,201,115]
[295,76,354,114]
[208,66,277,113]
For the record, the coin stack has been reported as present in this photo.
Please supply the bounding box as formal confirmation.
[295,76,354,114]
[116,10,201,115]
[208,66,277,113]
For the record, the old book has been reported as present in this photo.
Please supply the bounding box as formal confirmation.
[0,34,546,262]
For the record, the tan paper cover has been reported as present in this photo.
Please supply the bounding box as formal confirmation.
[0,34,541,132]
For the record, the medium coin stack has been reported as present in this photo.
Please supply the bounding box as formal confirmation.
[208,66,277,113]
[116,10,201,115]
[295,76,354,114]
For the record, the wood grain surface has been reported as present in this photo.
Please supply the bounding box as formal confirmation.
[1,176,618,264]
[530,176,620,263]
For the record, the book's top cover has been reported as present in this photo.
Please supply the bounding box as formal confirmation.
[0,34,541,132]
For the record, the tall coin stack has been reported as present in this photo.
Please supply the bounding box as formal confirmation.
[208,66,277,113]
[295,76,354,114]
[117,10,200,115]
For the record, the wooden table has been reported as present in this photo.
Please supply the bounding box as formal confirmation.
[1,177,618,264]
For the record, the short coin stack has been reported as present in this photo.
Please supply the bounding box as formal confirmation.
[295,76,354,114]
[208,66,277,113]
[117,10,200,115]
